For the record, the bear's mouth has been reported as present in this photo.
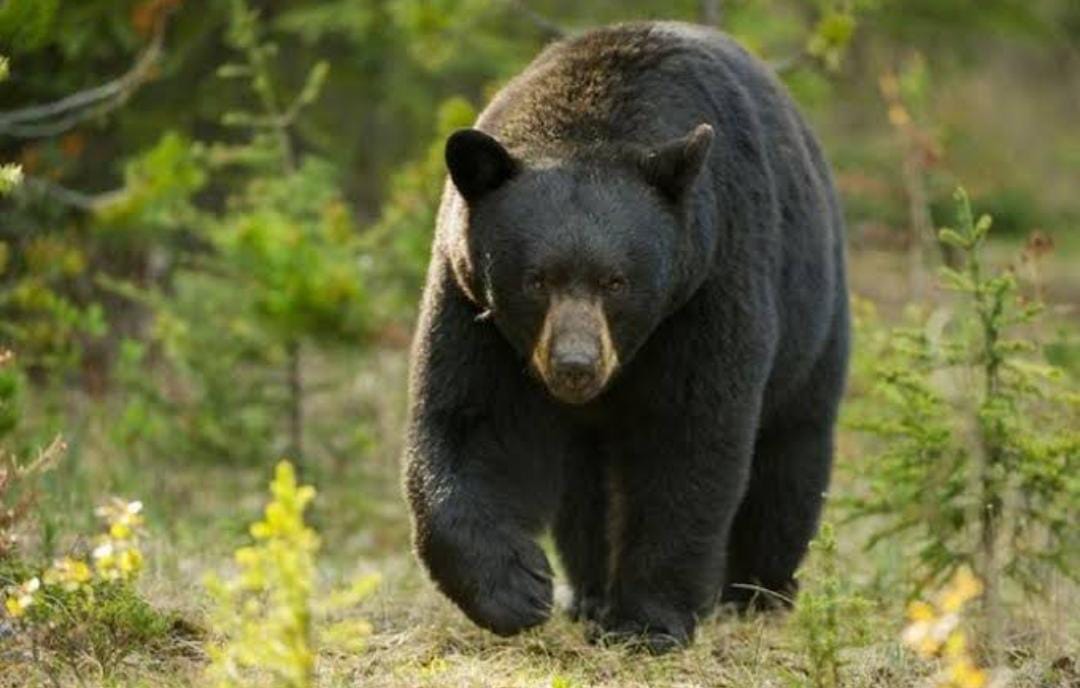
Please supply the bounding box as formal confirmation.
[543,372,608,405]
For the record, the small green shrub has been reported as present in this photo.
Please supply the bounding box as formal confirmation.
[2,495,171,683]
[930,187,1042,239]
[1,350,64,562]
[0,163,20,195]
[844,188,1079,610]
[205,460,378,688]
[110,0,375,469]
[788,523,871,688]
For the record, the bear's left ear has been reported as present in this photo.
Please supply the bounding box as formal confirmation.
[638,123,714,203]
[445,128,520,203]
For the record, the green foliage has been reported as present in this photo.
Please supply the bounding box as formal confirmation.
[2,494,169,684]
[845,188,1080,596]
[18,579,172,681]
[931,187,1042,238]
[208,0,369,364]
[788,523,871,688]
[0,163,21,195]
[843,310,971,584]
[95,131,208,236]
[937,190,1078,589]
[0,162,22,198]
[0,231,107,376]
[0,351,20,438]
[111,1,375,466]
[206,461,319,688]
[806,8,858,72]
[1,351,64,562]
[367,95,477,313]
[0,0,60,54]
[207,156,366,342]
[205,461,378,688]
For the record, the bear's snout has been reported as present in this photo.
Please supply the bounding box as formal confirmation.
[550,333,602,396]
[532,295,618,404]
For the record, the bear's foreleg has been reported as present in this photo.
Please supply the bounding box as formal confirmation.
[554,440,609,623]
[598,411,756,653]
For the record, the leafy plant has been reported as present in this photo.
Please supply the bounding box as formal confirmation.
[110,0,374,469]
[205,460,378,688]
[0,163,20,195]
[787,522,871,688]
[0,350,64,562]
[2,495,170,684]
[366,95,476,316]
[845,189,1080,614]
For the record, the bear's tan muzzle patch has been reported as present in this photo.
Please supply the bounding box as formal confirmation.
[531,295,619,404]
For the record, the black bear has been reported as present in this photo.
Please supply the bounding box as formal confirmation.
[404,21,849,652]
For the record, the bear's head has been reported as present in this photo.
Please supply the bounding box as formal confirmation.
[443,124,714,404]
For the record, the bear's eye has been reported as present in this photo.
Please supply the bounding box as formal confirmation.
[603,275,628,295]
[524,273,547,295]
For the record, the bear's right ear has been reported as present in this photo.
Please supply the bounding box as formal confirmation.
[637,123,715,203]
[445,129,519,203]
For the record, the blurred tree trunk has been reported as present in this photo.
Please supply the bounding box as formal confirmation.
[287,338,304,468]
[901,147,933,300]
[699,0,723,26]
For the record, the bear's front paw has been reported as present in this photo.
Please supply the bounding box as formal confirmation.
[468,543,554,636]
[588,603,695,654]
[422,525,554,637]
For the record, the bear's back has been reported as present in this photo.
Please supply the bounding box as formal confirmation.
[476,22,790,156]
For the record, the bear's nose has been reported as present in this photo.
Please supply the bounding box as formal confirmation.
[552,352,597,391]
[550,331,601,392]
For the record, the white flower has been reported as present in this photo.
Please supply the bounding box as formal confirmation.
[93,541,115,560]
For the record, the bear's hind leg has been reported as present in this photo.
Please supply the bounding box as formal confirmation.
[554,441,608,623]
[721,418,835,612]
[724,298,848,612]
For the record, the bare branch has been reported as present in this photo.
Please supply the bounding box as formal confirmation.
[770,51,811,76]
[17,175,126,213]
[0,20,166,139]
[505,0,565,41]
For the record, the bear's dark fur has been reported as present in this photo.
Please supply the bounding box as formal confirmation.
[404,21,849,652]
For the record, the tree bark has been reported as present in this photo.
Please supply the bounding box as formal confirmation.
[700,0,723,26]
[287,338,304,468]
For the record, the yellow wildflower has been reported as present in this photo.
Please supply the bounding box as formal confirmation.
[908,600,936,621]
[888,104,911,128]
[118,547,144,576]
[110,521,133,540]
[44,557,93,592]
[943,630,968,658]
[92,538,144,581]
[901,568,992,688]
[96,498,144,541]
[940,567,982,613]
[945,655,988,688]
[4,577,40,618]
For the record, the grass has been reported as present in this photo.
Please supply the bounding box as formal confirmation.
[3,244,1079,687]
[11,517,1075,687]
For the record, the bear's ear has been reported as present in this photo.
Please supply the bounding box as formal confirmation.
[638,123,714,203]
[445,128,519,203]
